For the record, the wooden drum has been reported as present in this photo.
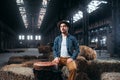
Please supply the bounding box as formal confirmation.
[33,61,63,80]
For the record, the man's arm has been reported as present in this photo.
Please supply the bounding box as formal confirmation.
[71,37,80,60]
[52,37,60,63]
[53,37,59,58]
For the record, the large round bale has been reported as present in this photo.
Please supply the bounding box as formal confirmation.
[78,45,97,60]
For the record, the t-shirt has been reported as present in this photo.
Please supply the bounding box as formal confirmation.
[60,36,70,57]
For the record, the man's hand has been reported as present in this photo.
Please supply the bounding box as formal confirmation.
[52,57,60,64]
[67,58,73,64]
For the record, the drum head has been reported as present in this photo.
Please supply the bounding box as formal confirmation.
[33,61,57,70]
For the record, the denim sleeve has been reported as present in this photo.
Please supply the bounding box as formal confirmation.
[71,37,80,60]
[53,37,59,58]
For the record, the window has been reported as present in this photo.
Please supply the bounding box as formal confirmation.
[73,10,83,23]
[19,35,25,40]
[87,0,107,13]
[27,35,33,40]
[38,0,50,28]
[35,35,41,40]
[16,0,24,5]
[16,0,28,28]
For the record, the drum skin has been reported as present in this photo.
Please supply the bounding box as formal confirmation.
[33,61,57,70]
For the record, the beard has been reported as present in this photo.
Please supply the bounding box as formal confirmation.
[61,30,68,34]
[61,29,68,33]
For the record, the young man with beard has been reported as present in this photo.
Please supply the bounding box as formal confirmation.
[53,20,80,80]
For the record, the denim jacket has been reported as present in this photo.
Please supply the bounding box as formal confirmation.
[53,34,80,60]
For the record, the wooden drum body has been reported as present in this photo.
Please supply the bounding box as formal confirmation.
[33,61,63,80]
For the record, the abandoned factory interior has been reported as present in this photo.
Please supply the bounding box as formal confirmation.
[0,0,120,80]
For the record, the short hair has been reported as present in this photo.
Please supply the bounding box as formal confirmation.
[57,20,71,28]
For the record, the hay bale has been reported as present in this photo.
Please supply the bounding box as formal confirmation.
[0,66,35,80]
[38,53,53,61]
[0,71,34,80]
[49,54,54,61]
[61,66,69,78]
[79,45,97,60]
[2,60,40,72]
[38,45,52,53]
[21,60,41,67]
[1,64,25,71]
[61,57,88,79]
[76,56,88,72]
[8,56,25,64]
[101,72,120,80]
[2,67,34,76]
[86,60,120,80]
[8,55,38,64]
[76,72,90,80]
[38,46,52,60]
[38,55,49,60]
[22,55,37,60]
[0,62,35,80]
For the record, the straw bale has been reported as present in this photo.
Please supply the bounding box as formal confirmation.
[79,45,97,60]
[85,60,120,80]
[101,72,120,80]
[0,66,35,80]
[38,45,52,53]
[76,56,88,72]
[8,55,37,64]
[76,72,90,80]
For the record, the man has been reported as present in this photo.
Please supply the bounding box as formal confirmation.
[53,20,80,80]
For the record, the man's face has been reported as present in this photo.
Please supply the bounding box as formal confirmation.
[60,23,69,34]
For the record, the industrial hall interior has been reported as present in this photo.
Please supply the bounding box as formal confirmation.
[0,0,120,80]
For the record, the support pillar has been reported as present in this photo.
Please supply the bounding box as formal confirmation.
[109,0,120,56]
[83,9,89,46]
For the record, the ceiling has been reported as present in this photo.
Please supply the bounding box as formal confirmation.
[0,0,111,35]
[39,0,90,35]
[0,0,25,33]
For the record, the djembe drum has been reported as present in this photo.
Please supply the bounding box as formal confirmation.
[33,61,63,80]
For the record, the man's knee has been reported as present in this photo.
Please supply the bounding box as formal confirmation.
[67,62,77,71]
